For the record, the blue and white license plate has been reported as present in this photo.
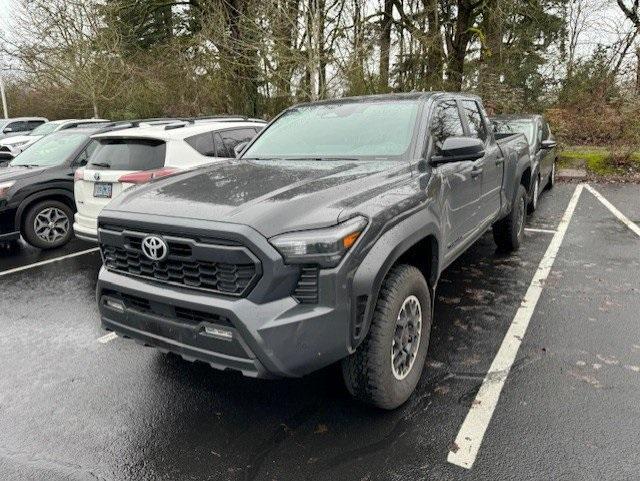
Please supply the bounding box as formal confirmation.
[93,182,112,198]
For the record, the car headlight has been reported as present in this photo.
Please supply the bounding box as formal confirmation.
[269,216,368,268]
[9,141,28,148]
[0,180,16,198]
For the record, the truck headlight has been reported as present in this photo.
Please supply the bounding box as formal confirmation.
[0,180,16,198]
[269,216,368,268]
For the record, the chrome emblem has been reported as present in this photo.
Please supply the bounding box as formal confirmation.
[93,172,101,181]
[141,235,168,261]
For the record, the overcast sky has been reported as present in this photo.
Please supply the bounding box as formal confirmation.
[0,0,634,72]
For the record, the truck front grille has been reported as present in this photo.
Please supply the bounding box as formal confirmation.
[99,228,261,297]
[103,245,257,296]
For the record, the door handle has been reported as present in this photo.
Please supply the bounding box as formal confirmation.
[471,166,482,178]
[495,158,505,165]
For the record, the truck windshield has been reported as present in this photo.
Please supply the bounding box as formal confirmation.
[242,99,420,160]
[493,120,535,146]
[10,132,88,167]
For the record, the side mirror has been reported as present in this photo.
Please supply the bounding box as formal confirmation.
[431,137,485,164]
[233,141,249,158]
[541,139,557,149]
[3,127,13,134]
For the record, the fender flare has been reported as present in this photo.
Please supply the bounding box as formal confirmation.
[14,189,75,230]
[349,210,441,350]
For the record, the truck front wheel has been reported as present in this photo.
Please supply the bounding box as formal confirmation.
[342,264,431,410]
[493,184,527,252]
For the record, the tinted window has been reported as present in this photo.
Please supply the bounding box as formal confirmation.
[462,100,487,142]
[219,128,257,157]
[27,120,45,129]
[430,100,464,155]
[542,121,551,140]
[493,119,535,145]
[87,139,166,170]
[214,133,231,157]
[10,132,89,167]
[185,132,216,157]
[74,140,98,167]
[6,121,28,133]
[242,100,419,159]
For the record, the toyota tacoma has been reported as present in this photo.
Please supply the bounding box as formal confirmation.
[96,93,530,409]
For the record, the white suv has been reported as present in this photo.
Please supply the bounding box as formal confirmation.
[73,118,265,242]
[0,118,109,160]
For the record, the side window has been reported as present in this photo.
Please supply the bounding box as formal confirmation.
[185,132,216,157]
[461,100,488,142]
[542,121,550,140]
[430,100,464,155]
[218,128,257,156]
[6,121,26,132]
[213,133,231,157]
[74,140,98,166]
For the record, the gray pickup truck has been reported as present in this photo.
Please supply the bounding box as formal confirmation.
[96,93,530,409]
[492,114,558,212]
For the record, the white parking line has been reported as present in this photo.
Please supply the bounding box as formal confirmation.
[0,247,100,278]
[97,332,118,344]
[447,183,584,470]
[524,227,556,234]
[585,184,640,238]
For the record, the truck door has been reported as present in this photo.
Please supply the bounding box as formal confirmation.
[429,99,482,254]
[460,100,501,224]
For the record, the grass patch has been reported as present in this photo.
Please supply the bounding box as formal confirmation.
[558,146,640,176]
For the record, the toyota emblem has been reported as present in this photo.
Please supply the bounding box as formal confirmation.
[141,236,168,261]
[93,172,101,181]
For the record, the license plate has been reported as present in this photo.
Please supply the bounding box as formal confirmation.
[93,182,112,198]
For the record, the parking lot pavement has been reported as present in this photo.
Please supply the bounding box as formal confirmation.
[0,183,638,481]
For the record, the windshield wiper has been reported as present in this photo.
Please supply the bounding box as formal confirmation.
[90,162,111,168]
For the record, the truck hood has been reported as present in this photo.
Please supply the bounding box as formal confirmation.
[104,159,409,237]
[0,165,47,182]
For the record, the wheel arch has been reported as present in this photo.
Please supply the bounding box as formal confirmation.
[350,213,441,351]
[15,190,76,232]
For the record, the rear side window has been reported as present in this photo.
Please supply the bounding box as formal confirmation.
[430,100,464,155]
[88,139,166,170]
[185,132,216,157]
[462,100,488,142]
[216,128,257,158]
[6,121,29,132]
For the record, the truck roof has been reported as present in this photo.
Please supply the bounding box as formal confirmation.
[289,91,482,109]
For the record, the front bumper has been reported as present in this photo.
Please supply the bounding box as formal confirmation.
[98,266,352,378]
[0,203,19,241]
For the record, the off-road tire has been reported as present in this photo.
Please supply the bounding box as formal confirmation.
[341,264,432,410]
[493,184,526,252]
[22,200,74,249]
[527,174,540,214]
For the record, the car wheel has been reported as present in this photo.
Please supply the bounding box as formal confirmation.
[527,175,540,214]
[23,200,74,249]
[493,184,527,252]
[342,264,431,410]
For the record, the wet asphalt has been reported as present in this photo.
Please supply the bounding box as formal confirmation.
[0,182,638,481]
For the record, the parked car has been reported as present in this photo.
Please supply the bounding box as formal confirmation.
[0,118,110,161]
[73,118,265,243]
[95,92,531,409]
[491,114,557,212]
[0,117,48,142]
